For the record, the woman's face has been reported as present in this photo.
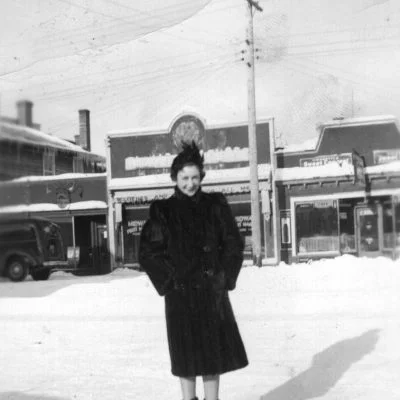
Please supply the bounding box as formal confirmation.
[176,165,201,197]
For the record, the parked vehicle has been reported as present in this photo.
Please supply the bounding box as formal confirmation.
[0,217,67,282]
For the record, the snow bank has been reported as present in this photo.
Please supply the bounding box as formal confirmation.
[1,255,400,400]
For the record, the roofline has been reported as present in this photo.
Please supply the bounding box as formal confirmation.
[319,114,398,129]
[0,172,107,185]
[107,116,274,138]
[0,121,105,159]
[276,115,399,156]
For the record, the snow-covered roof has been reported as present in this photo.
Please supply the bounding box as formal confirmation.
[275,162,354,182]
[4,172,107,184]
[365,161,400,175]
[276,138,319,154]
[319,114,398,129]
[277,115,399,155]
[0,201,107,214]
[109,164,271,190]
[0,121,104,159]
[275,160,400,182]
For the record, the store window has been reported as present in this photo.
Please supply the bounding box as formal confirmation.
[73,156,84,173]
[295,199,339,254]
[338,200,358,253]
[280,210,291,245]
[121,197,267,264]
[230,200,266,260]
[43,223,63,260]
[122,205,148,265]
[395,202,400,248]
[383,202,394,249]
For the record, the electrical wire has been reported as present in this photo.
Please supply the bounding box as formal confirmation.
[34,53,239,101]
[46,59,232,135]
[2,46,241,93]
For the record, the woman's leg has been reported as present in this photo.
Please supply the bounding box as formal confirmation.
[203,374,220,400]
[179,376,196,400]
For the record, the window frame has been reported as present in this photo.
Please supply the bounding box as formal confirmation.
[73,155,84,173]
[293,198,340,257]
[43,149,55,176]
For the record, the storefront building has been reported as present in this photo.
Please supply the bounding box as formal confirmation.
[106,113,279,269]
[275,115,400,263]
[106,113,400,268]
[0,173,109,274]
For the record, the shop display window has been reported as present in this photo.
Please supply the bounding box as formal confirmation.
[295,200,339,254]
[230,201,266,260]
[120,197,268,265]
[395,203,400,248]
[280,210,291,245]
[383,202,395,249]
[122,205,149,265]
[338,200,357,253]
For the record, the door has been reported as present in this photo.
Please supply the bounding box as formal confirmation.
[91,222,110,274]
[355,205,383,257]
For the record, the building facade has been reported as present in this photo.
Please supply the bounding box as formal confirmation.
[0,100,109,274]
[275,115,400,263]
[106,113,278,269]
[0,101,105,181]
[106,113,400,269]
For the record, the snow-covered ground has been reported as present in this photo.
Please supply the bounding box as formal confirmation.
[1,255,400,400]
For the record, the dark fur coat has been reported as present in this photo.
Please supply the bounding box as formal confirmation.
[139,187,248,377]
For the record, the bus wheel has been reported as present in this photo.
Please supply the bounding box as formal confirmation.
[6,257,29,282]
[31,268,51,281]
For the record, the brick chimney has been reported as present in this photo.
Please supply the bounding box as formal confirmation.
[17,100,33,127]
[78,109,91,151]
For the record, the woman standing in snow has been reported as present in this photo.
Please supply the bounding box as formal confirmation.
[139,143,248,400]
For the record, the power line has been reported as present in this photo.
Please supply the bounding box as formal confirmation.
[33,54,238,101]
[2,46,240,93]
[46,59,232,135]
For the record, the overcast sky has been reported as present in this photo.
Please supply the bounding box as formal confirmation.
[1,0,400,155]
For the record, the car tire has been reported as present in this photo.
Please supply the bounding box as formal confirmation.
[31,268,51,281]
[6,257,29,282]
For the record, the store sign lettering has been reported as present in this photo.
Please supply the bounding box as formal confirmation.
[300,153,352,167]
[126,220,146,235]
[235,215,252,235]
[115,183,269,205]
[314,200,335,208]
[117,193,170,205]
[373,149,400,165]
[359,208,375,216]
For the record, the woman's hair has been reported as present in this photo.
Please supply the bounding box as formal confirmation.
[170,141,206,181]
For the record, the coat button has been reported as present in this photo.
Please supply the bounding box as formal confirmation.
[203,245,211,252]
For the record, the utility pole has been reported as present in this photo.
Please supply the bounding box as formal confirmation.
[246,0,263,266]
